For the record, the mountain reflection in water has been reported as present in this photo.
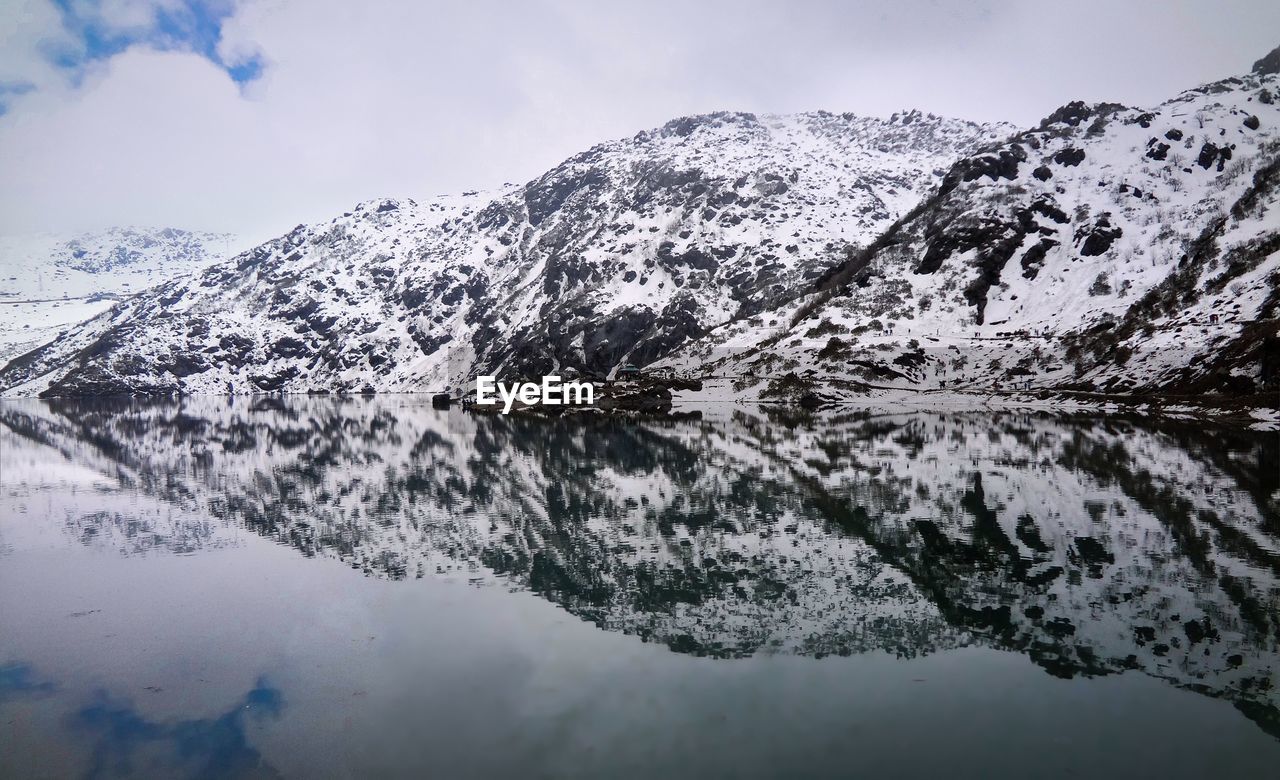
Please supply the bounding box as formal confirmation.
[2,394,1279,774]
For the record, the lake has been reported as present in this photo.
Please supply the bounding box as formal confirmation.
[2,396,1279,778]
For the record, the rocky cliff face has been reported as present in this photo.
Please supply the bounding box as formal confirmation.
[0,111,1007,396]
[659,51,1280,399]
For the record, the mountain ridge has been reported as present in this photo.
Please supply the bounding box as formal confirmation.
[0,108,1010,396]
[1,48,1278,402]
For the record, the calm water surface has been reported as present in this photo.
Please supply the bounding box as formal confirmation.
[2,396,1279,778]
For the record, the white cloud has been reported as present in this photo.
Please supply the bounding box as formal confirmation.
[0,0,81,93]
[1,0,1278,242]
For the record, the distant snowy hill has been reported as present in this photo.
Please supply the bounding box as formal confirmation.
[0,111,1008,396]
[0,227,239,362]
[659,47,1280,400]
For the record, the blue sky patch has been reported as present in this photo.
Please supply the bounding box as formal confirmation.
[49,0,263,86]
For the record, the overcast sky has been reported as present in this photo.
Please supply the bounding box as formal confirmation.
[1,0,1278,243]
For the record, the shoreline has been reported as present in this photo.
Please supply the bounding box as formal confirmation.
[2,383,1276,429]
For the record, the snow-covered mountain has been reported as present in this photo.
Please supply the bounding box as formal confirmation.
[3,47,1277,402]
[0,112,1008,396]
[660,48,1280,401]
[3,397,1278,734]
[0,227,239,363]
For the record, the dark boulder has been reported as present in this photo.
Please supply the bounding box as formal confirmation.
[1038,101,1093,129]
[250,367,299,392]
[1052,147,1086,167]
[1197,142,1233,172]
[1076,214,1123,257]
[665,377,703,392]
[597,384,672,413]
[1020,238,1059,279]
[943,144,1027,191]
[797,392,827,411]
[272,336,308,359]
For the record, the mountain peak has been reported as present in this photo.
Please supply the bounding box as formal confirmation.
[644,111,763,141]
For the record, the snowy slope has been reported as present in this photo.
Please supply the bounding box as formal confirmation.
[0,112,1008,397]
[0,228,240,362]
[658,49,1280,400]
